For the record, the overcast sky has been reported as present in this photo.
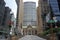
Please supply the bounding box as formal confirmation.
[4,0,38,18]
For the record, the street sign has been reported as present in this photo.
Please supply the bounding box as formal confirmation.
[48,20,55,23]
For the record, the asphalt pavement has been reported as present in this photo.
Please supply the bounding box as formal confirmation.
[19,35,46,40]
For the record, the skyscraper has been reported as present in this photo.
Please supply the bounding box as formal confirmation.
[49,0,60,21]
[23,2,37,26]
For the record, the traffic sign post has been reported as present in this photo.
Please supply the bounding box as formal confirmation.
[48,20,56,40]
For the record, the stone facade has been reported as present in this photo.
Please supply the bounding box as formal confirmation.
[40,0,49,29]
[23,25,37,35]
[37,0,49,34]
[37,6,43,34]
[16,0,24,33]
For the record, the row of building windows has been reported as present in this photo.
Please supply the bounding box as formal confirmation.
[49,0,60,21]
[49,0,60,13]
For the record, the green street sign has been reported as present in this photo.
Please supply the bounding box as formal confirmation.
[0,31,8,33]
[48,20,55,23]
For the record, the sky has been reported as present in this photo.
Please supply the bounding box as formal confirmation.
[4,0,38,18]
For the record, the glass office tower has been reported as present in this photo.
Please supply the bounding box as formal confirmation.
[23,2,37,26]
[49,0,60,21]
